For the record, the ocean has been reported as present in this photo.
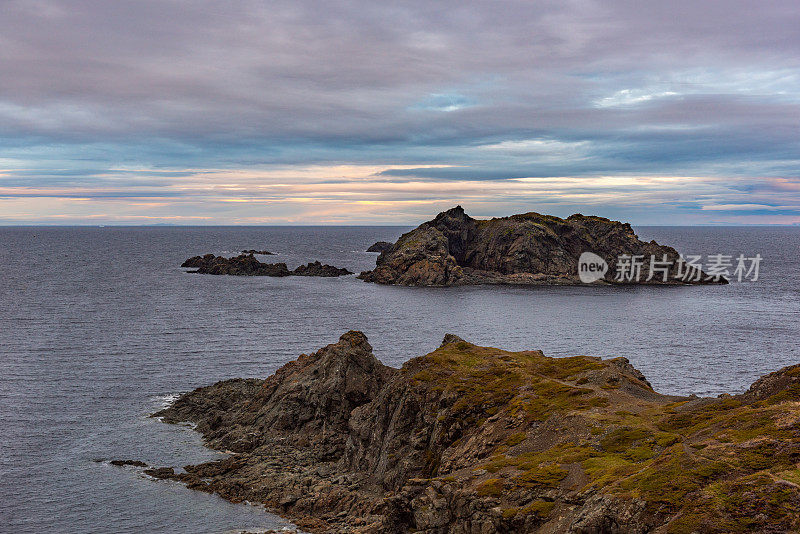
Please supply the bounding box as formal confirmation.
[1,225,798,533]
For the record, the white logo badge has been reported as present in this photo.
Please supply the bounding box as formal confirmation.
[578,252,608,283]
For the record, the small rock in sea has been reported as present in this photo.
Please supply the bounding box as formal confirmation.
[110,459,148,467]
[241,249,274,255]
[181,254,291,276]
[292,261,353,277]
[181,254,351,277]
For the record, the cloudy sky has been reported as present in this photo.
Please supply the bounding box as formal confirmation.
[1,0,799,224]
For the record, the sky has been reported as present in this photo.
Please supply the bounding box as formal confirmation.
[1,0,799,225]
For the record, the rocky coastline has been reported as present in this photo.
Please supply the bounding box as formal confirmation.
[180,208,727,287]
[134,332,800,533]
[181,253,353,277]
[359,206,725,286]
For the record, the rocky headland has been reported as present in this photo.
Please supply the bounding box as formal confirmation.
[358,206,724,286]
[140,332,800,533]
[181,253,353,277]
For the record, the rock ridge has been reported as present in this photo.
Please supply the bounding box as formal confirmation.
[181,253,353,277]
[141,332,800,533]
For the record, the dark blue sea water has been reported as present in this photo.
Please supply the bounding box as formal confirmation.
[1,225,798,533]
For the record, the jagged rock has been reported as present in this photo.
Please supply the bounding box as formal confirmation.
[741,363,800,402]
[441,333,466,346]
[366,241,393,253]
[155,332,393,455]
[360,224,462,286]
[181,253,291,276]
[358,206,726,286]
[180,253,216,268]
[242,249,274,255]
[292,261,353,277]
[147,333,800,533]
[568,494,650,534]
[155,378,264,430]
[181,254,350,277]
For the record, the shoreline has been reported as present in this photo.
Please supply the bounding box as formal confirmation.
[125,332,800,533]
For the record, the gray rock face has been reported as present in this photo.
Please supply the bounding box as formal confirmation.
[156,331,392,455]
[359,206,726,286]
[568,494,650,534]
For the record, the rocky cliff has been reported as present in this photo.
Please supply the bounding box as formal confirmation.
[144,332,800,533]
[358,206,724,286]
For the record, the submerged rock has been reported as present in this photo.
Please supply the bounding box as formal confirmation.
[148,332,800,533]
[181,254,351,277]
[358,206,726,286]
[242,249,274,255]
[109,459,147,467]
[366,241,393,253]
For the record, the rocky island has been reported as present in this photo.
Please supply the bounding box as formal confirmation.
[140,332,800,533]
[359,206,724,286]
[181,253,353,277]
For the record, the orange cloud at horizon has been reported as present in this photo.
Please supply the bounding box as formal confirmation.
[0,164,798,225]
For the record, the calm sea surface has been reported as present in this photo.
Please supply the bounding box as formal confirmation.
[1,225,798,533]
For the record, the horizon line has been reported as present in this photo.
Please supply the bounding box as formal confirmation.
[1,222,798,228]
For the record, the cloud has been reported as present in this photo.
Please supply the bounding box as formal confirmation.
[0,0,798,223]
[410,93,478,112]
[595,90,680,108]
[702,204,784,211]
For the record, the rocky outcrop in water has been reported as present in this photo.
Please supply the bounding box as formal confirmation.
[358,206,725,286]
[366,241,393,253]
[109,459,147,467]
[181,254,351,277]
[145,332,800,533]
[242,249,274,255]
[293,261,353,277]
[181,253,291,276]
[180,253,215,269]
